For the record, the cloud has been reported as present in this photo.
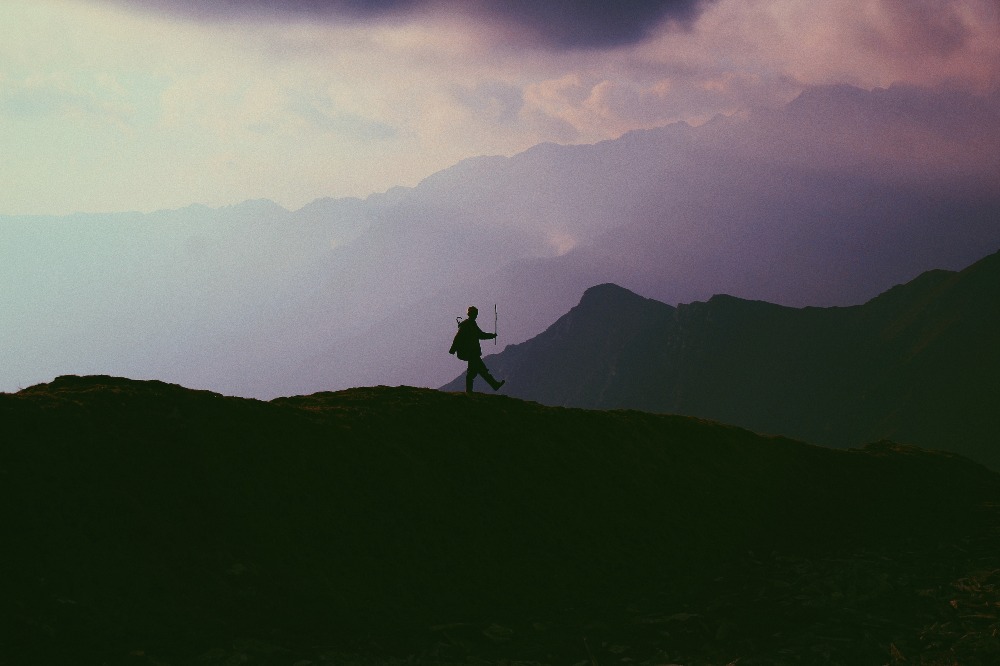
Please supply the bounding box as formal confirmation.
[850,0,1000,87]
[8,0,998,216]
[694,0,1000,91]
[450,81,524,125]
[0,73,135,127]
[94,0,710,49]
[472,0,706,48]
[113,0,422,21]
[860,0,976,57]
[287,90,399,140]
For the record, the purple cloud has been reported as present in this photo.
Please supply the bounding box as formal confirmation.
[97,0,708,48]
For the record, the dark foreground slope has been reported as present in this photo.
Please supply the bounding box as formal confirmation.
[3,376,1000,665]
[445,249,1000,470]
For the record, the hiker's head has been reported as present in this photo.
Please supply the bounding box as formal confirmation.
[467,306,478,319]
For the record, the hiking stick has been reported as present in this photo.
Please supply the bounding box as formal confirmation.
[494,303,498,345]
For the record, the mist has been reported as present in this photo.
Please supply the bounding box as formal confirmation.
[2,83,998,398]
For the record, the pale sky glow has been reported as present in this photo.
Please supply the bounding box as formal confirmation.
[2,0,998,215]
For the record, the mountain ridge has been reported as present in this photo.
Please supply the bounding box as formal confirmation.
[443,249,1000,469]
[3,84,999,398]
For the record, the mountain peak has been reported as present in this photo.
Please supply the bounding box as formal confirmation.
[565,283,675,333]
[227,198,287,214]
[578,282,646,306]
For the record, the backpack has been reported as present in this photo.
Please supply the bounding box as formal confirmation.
[448,318,477,361]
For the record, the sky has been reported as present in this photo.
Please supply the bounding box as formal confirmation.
[2,0,998,216]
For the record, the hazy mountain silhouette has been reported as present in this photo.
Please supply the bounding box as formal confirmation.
[444,249,1000,470]
[290,84,1000,396]
[2,84,999,398]
[3,375,1000,664]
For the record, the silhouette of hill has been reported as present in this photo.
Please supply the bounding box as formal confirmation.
[443,249,1000,470]
[3,375,1000,664]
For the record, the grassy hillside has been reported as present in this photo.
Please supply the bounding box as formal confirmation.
[3,375,999,665]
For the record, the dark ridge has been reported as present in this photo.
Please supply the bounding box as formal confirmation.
[578,281,650,304]
[452,249,1000,469]
[3,376,999,664]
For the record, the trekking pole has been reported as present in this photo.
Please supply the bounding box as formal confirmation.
[494,303,498,345]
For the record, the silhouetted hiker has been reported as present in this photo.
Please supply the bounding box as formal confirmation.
[449,306,505,393]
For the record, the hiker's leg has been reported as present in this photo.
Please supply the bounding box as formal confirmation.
[480,362,504,391]
[465,360,480,393]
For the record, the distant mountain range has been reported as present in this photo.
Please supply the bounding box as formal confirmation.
[4,375,999,664]
[444,249,1000,470]
[2,84,999,398]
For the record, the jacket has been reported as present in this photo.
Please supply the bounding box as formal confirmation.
[449,318,493,361]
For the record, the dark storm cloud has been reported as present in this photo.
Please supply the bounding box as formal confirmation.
[100,0,708,48]
[479,0,706,48]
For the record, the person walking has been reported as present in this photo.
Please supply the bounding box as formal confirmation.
[449,306,505,393]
